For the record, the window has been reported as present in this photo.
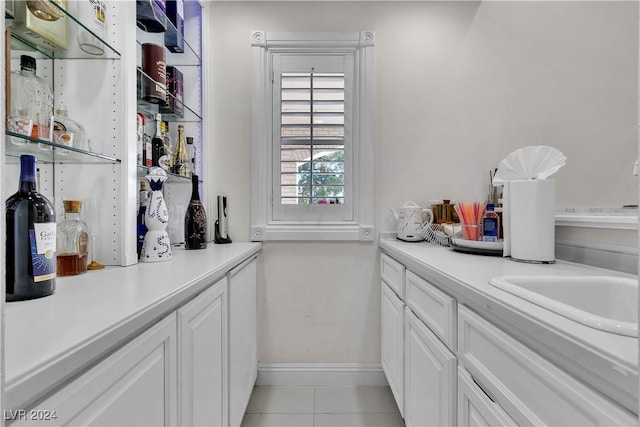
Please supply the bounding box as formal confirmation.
[251,31,375,241]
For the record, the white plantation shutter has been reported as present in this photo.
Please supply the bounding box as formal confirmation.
[272,54,353,221]
[251,31,375,241]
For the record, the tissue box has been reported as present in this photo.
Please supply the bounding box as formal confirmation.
[508,179,556,263]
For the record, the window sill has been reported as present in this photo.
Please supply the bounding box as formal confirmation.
[251,224,375,242]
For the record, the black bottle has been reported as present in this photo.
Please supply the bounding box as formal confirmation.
[184,175,207,250]
[6,155,56,301]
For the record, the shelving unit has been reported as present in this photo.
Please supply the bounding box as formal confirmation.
[135,0,204,245]
[2,1,205,267]
[4,1,132,266]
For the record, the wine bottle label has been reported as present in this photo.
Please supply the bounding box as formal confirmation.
[78,231,89,257]
[30,223,57,282]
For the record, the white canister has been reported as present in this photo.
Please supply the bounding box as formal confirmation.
[509,179,555,263]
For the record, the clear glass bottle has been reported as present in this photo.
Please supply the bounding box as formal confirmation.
[481,203,500,243]
[57,200,89,276]
[54,103,88,153]
[161,120,173,170]
[10,55,54,141]
[172,124,190,177]
[77,0,107,55]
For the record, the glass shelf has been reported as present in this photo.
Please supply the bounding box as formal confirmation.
[137,68,202,123]
[7,1,121,60]
[136,164,193,183]
[136,16,201,67]
[5,131,121,164]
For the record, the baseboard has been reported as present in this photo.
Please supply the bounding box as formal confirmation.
[256,363,388,387]
[555,239,638,275]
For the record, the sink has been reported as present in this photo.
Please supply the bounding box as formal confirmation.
[488,275,638,337]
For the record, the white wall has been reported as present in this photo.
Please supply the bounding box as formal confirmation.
[207,1,638,364]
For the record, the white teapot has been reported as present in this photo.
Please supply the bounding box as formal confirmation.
[390,201,433,242]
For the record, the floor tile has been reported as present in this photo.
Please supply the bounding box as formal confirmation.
[245,385,315,414]
[241,413,315,427]
[314,386,400,414]
[314,412,405,427]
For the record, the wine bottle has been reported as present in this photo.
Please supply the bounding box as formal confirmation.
[151,113,167,169]
[172,124,189,177]
[137,181,149,259]
[6,155,56,301]
[184,175,207,250]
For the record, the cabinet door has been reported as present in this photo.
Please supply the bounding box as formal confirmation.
[381,281,405,416]
[404,308,457,427]
[178,277,228,427]
[457,367,516,427]
[10,314,178,426]
[228,256,258,427]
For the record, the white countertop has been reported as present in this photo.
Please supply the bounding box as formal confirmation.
[4,242,262,411]
[379,238,638,414]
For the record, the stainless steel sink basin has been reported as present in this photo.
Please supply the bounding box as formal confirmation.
[488,275,638,337]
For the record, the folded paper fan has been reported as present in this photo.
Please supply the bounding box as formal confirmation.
[492,145,566,185]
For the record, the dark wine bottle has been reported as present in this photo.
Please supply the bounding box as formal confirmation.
[151,113,167,169]
[137,181,149,259]
[184,175,207,250]
[6,155,56,302]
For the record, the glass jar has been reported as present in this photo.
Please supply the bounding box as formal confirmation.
[54,103,88,152]
[57,200,89,276]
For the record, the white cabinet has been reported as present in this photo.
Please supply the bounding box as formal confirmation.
[178,277,228,427]
[404,307,457,427]
[381,281,405,416]
[228,256,258,427]
[458,304,636,426]
[457,367,516,427]
[9,313,178,426]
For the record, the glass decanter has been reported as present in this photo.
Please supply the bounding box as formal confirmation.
[57,200,89,276]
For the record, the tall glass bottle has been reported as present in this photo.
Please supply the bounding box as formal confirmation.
[137,180,149,259]
[10,55,54,141]
[172,124,189,177]
[151,113,168,170]
[57,201,89,276]
[184,175,207,250]
[6,155,56,301]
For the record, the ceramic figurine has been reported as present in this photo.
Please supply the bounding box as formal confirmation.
[140,167,172,262]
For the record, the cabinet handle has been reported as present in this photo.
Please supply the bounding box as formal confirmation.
[471,375,496,403]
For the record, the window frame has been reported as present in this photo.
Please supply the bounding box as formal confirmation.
[251,31,375,241]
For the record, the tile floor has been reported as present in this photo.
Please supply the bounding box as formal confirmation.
[241,385,405,427]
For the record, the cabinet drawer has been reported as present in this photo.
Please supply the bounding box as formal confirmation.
[380,253,405,299]
[458,305,636,426]
[405,270,456,350]
[457,367,516,427]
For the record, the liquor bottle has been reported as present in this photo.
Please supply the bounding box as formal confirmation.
[6,155,56,301]
[184,175,207,250]
[77,0,107,55]
[57,200,89,276]
[10,55,54,141]
[172,124,190,177]
[151,113,167,170]
[137,181,149,259]
[53,103,87,152]
[481,203,500,243]
[136,113,145,165]
[186,136,195,173]
[161,120,173,171]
